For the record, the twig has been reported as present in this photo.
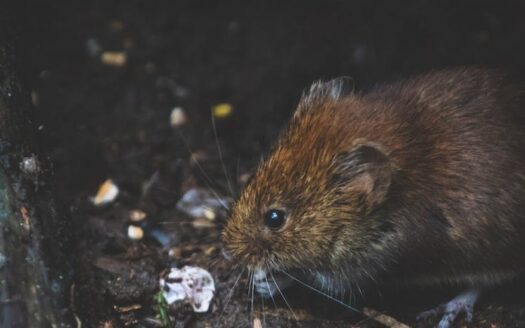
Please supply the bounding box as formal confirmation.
[362,307,411,328]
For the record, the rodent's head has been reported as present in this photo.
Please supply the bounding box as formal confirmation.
[222,79,394,277]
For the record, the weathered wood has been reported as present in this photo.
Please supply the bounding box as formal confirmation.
[0,5,74,328]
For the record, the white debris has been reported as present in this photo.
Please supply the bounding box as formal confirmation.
[127,225,144,240]
[129,209,147,222]
[160,266,215,313]
[176,188,231,220]
[202,207,216,220]
[101,51,127,67]
[92,179,119,206]
[20,155,39,175]
[170,107,187,127]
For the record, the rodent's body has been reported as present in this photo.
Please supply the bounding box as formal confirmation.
[223,68,525,300]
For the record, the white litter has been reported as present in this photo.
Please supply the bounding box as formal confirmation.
[129,209,147,222]
[160,266,215,313]
[20,155,39,175]
[176,188,231,220]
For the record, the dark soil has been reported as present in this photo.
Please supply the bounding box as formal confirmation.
[12,0,525,327]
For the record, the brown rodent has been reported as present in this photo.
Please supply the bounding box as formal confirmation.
[222,68,525,325]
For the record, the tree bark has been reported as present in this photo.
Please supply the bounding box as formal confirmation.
[0,6,74,328]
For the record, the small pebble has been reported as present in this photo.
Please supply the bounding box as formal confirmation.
[129,210,147,222]
[170,107,187,127]
[101,52,127,67]
[127,225,144,240]
[92,179,119,206]
[202,207,216,221]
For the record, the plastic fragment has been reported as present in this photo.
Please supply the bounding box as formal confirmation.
[20,155,39,175]
[159,266,215,312]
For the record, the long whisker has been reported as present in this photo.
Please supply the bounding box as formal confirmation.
[260,293,266,327]
[356,281,365,298]
[175,129,229,210]
[280,270,360,313]
[250,271,255,320]
[264,275,277,308]
[247,270,253,296]
[235,157,241,189]
[269,271,298,321]
[215,267,245,327]
[211,110,236,198]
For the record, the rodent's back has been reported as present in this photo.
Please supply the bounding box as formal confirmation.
[343,69,525,282]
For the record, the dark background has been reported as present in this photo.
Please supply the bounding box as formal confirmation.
[6,0,525,327]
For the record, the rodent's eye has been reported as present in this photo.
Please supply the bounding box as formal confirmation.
[264,209,286,230]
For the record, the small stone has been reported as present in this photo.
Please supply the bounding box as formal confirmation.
[92,179,119,206]
[127,225,144,240]
[202,207,216,221]
[129,209,147,222]
[170,107,187,127]
[101,51,127,67]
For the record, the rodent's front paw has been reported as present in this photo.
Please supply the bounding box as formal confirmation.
[416,289,478,328]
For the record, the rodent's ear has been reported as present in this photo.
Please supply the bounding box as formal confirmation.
[333,142,392,213]
[295,77,354,118]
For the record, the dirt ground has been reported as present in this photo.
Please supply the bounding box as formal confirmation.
[13,0,525,327]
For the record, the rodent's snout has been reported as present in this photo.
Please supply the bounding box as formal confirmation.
[222,220,274,269]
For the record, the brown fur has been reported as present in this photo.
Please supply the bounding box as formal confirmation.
[222,68,525,292]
